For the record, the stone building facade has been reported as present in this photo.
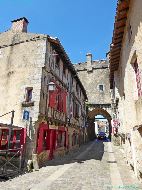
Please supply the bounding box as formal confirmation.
[109,0,142,180]
[0,17,87,168]
[74,54,111,139]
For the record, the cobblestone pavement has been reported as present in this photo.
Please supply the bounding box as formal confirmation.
[0,140,142,190]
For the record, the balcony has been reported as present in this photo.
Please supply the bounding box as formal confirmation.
[22,101,34,107]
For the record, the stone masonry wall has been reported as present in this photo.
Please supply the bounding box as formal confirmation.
[74,60,111,105]
[0,31,46,128]
[113,0,142,178]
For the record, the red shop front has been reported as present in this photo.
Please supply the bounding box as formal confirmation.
[0,125,26,151]
[37,123,68,160]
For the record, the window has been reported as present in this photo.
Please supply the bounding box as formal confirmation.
[99,84,104,92]
[63,64,66,76]
[80,90,82,98]
[72,132,78,146]
[56,94,61,111]
[26,87,33,102]
[44,76,46,84]
[127,23,132,42]
[76,84,80,96]
[133,59,142,97]
[55,55,60,69]
[73,101,79,118]
[57,131,65,147]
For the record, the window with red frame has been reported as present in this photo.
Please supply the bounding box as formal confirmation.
[133,59,142,97]
[49,84,67,113]
[56,91,66,113]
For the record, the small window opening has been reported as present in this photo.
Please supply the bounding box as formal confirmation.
[26,87,33,102]
[99,85,104,92]
[55,56,60,68]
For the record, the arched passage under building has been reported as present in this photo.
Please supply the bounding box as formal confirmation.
[87,108,112,141]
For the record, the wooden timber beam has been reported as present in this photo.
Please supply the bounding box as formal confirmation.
[113,37,122,45]
[110,57,120,63]
[111,44,121,51]
[111,49,121,56]
[113,41,122,47]
[110,54,120,60]
[113,32,124,41]
[117,1,129,12]
[115,26,125,35]
[116,11,127,21]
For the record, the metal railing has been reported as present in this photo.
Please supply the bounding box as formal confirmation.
[0,146,23,177]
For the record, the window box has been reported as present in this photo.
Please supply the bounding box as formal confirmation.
[22,101,34,107]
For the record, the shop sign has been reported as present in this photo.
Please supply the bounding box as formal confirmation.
[49,125,58,130]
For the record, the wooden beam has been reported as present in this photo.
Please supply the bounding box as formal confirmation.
[111,57,120,63]
[117,1,129,12]
[113,32,124,40]
[111,53,120,60]
[110,48,120,55]
[110,48,120,54]
[113,41,122,46]
[111,45,121,51]
[110,64,119,70]
[113,37,122,45]
[115,26,125,35]
[115,19,126,29]
[116,11,127,21]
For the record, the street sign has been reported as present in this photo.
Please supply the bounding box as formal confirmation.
[23,110,29,121]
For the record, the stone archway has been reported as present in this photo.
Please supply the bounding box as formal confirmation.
[87,108,112,140]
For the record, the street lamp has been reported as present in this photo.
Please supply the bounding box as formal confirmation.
[48,81,56,91]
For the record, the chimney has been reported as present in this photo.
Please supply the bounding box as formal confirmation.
[11,17,29,33]
[86,53,92,65]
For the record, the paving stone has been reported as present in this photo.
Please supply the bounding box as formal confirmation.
[0,141,142,190]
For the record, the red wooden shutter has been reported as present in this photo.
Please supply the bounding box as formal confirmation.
[49,91,57,108]
[63,91,67,113]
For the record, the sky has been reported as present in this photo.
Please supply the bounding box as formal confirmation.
[0,0,117,63]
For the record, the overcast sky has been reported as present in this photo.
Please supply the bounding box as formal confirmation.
[0,0,117,63]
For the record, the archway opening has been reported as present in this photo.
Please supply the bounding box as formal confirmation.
[87,108,112,141]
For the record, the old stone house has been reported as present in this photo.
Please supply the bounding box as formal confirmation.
[109,0,142,180]
[74,54,111,140]
[0,17,87,168]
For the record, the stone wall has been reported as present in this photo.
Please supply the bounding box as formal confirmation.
[0,30,47,162]
[112,0,142,179]
[74,58,111,105]
[0,31,46,128]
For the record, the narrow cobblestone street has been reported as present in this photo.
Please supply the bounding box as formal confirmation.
[0,140,142,190]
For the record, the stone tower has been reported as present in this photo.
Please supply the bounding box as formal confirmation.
[74,54,111,106]
[74,54,112,139]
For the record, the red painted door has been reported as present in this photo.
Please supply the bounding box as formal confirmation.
[49,130,56,160]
